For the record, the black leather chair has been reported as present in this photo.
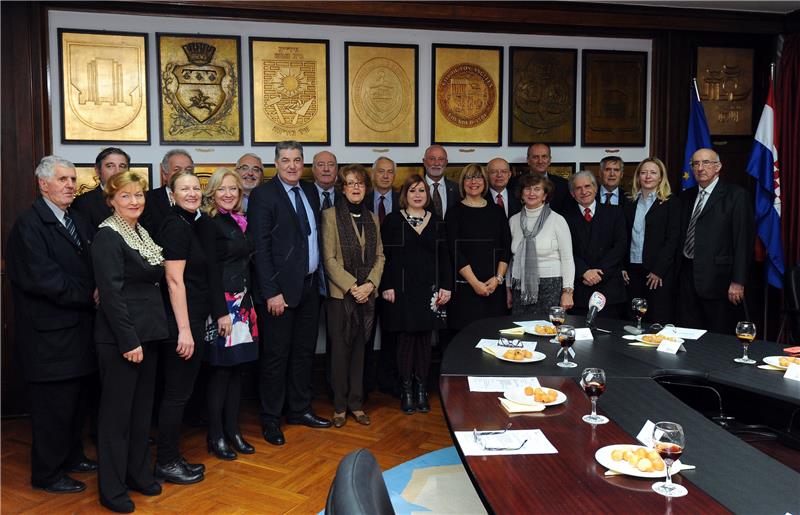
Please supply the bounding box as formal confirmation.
[778,264,800,343]
[325,448,395,515]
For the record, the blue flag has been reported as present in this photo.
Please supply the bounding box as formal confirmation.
[682,83,712,190]
[746,79,784,289]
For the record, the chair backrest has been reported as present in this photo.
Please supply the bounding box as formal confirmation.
[786,264,800,340]
[325,448,395,515]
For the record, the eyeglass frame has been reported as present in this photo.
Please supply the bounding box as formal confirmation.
[472,428,528,451]
[689,159,720,169]
[236,164,264,175]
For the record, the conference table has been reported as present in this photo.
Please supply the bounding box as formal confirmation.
[438,315,800,514]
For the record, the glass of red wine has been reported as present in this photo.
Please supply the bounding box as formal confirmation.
[651,421,688,497]
[734,321,757,364]
[580,368,609,424]
[548,306,566,344]
[556,325,577,368]
[631,297,648,332]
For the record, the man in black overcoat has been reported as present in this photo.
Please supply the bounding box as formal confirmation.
[70,147,130,228]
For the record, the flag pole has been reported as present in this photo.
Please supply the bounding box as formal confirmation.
[762,63,774,339]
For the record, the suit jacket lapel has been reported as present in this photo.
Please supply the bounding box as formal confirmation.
[272,178,303,234]
[34,198,82,250]
[698,181,725,219]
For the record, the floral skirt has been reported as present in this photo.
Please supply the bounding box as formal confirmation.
[204,290,259,367]
[510,277,563,320]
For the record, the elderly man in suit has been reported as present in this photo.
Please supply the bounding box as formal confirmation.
[248,140,331,446]
[311,150,341,210]
[677,148,754,334]
[598,156,630,208]
[526,143,571,214]
[140,149,194,236]
[367,156,399,223]
[423,145,458,220]
[485,157,521,219]
[563,170,628,318]
[71,147,130,228]
[7,156,98,494]
[235,153,264,214]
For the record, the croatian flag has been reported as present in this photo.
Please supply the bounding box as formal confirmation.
[681,80,712,190]
[746,77,784,289]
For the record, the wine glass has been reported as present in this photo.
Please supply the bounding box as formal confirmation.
[734,321,757,364]
[631,298,648,332]
[556,325,577,368]
[651,421,688,497]
[548,306,566,344]
[580,368,609,424]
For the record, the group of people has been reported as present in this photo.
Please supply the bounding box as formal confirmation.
[7,139,754,513]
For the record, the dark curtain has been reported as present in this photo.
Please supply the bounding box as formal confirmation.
[778,35,800,269]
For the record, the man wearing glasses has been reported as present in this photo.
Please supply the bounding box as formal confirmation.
[677,148,753,334]
[235,153,264,214]
[485,157,521,219]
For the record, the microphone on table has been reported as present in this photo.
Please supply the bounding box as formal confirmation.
[586,292,606,327]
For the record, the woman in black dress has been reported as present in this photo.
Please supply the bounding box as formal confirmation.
[623,157,682,324]
[445,164,511,331]
[200,168,258,460]
[92,172,167,512]
[380,175,452,414]
[154,171,223,485]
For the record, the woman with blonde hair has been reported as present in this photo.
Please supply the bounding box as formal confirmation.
[623,157,682,323]
[445,164,511,330]
[199,168,259,460]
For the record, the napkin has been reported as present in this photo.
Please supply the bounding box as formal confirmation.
[499,397,545,413]
[758,364,785,371]
[499,327,526,336]
[482,347,497,357]
[604,463,696,476]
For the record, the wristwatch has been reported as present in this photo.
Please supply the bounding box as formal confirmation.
[495,275,504,285]
[562,287,574,293]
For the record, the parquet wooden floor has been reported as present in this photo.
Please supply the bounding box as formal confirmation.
[1,391,453,514]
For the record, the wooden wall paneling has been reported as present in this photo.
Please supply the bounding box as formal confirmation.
[1,1,51,416]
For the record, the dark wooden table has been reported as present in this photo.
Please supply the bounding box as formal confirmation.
[439,316,800,514]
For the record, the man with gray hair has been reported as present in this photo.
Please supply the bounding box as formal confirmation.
[141,149,194,235]
[563,170,627,318]
[235,153,264,214]
[367,156,399,224]
[7,155,98,494]
[598,156,629,207]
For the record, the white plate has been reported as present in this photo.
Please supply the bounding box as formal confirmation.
[491,348,546,363]
[763,356,794,370]
[523,321,557,337]
[595,445,680,479]
[503,387,566,407]
[635,334,685,346]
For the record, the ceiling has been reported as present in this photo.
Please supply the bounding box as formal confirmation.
[574,1,800,14]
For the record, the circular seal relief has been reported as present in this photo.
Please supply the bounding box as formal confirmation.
[437,63,496,128]
[352,57,411,133]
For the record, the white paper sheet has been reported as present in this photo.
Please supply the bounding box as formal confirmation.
[659,326,706,340]
[467,376,540,392]
[455,429,558,456]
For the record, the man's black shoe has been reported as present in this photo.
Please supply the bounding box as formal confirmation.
[100,496,135,513]
[286,412,332,428]
[179,456,205,475]
[154,459,203,485]
[262,422,285,445]
[227,433,255,454]
[66,458,98,473]
[32,475,86,494]
[127,480,162,496]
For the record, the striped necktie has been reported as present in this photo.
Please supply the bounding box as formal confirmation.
[683,189,706,259]
[64,212,82,248]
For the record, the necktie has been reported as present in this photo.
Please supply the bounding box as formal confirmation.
[167,189,175,207]
[432,182,443,220]
[291,186,311,236]
[604,192,613,205]
[378,195,386,224]
[322,191,332,210]
[63,212,82,248]
[584,207,592,222]
[496,193,505,211]
[683,189,706,259]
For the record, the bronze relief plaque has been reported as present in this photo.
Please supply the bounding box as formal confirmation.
[696,47,753,136]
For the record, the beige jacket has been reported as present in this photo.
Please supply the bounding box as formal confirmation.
[322,208,385,300]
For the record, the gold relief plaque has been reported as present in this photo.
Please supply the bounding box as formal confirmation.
[59,30,150,143]
[250,38,329,144]
[158,34,242,144]
[509,47,576,146]
[697,47,753,136]
[432,45,503,146]
[73,164,152,196]
[346,43,418,145]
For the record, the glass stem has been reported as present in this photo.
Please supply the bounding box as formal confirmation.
[742,344,749,360]
[590,397,597,418]
[664,460,673,489]
[636,317,642,330]
[563,351,569,364]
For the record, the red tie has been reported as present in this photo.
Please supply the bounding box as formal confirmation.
[584,207,592,222]
[496,193,504,209]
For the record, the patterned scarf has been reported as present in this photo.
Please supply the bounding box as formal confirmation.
[510,204,551,305]
[99,211,164,266]
[334,199,377,285]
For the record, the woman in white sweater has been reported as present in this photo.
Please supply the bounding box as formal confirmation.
[506,173,575,318]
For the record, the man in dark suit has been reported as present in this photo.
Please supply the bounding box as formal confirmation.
[248,140,331,446]
[485,157,521,219]
[598,156,630,208]
[677,148,754,334]
[7,156,98,494]
[235,152,264,215]
[71,147,130,228]
[310,150,341,210]
[525,143,572,214]
[367,156,400,222]
[423,145,459,219]
[563,171,628,318]
[140,149,194,236]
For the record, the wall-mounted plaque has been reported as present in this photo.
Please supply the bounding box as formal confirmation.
[157,33,242,144]
[59,30,150,144]
[250,38,330,144]
[432,44,503,146]
[509,47,576,146]
[345,42,418,146]
[74,163,153,195]
[581,50,647,147]
[696,47,753,136]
